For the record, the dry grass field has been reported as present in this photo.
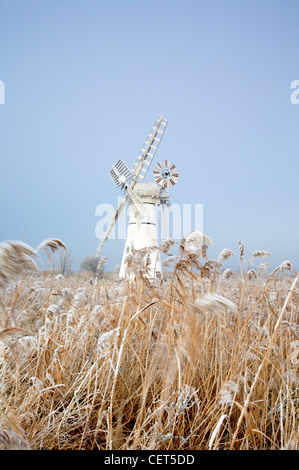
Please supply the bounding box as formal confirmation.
[0,234,298,450]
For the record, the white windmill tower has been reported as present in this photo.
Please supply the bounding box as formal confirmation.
[96,116,179,279]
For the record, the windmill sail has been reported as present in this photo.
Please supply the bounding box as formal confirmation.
[96,116,168,257]
[131,116,168,182]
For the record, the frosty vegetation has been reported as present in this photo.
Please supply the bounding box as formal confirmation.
[0,234,298,450]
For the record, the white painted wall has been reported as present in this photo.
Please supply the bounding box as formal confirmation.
[119,193,162,279]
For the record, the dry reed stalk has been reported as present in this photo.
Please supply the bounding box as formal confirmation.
[108,298,161,449]
[230,274,299,449]
[0,234,297,450]
[208,414,228,450]
[238,240,245,276]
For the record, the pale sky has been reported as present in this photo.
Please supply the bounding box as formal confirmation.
[0,0,298,272]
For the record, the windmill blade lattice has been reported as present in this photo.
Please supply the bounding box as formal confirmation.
[132,116,168,183]
[153,160,179,187]
[110,158,133,188]
[96,116,168,258]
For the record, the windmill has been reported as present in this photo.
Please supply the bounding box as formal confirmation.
[96,115,179,279]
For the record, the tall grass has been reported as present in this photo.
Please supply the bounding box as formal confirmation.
[0,235,298,450]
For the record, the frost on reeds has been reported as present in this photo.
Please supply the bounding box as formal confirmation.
[280,260,292,271]
[290,341,299,366]
[247,269,257,280]
[251,250,271,259]
[238,239,245,267]
[166,384,200,416]
[0,327,33,344]
[0,233,297,450]
[180,231,212,258]
[0,238,67,290]
[97,257,107,275]
[159,238,177,254]
[218,378,241,406]
[222,268,234,279]
[247,250,271,270]
[124,246,159,277]
[172,231,215,278]
[267,260,293,280]
[218,248,235,261]
[97,327,120,358]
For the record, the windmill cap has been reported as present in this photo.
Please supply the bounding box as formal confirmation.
[134,181,161,199]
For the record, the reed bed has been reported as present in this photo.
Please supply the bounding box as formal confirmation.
[0,235,298,450]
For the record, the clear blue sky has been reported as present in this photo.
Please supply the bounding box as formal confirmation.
[0,0,298,272]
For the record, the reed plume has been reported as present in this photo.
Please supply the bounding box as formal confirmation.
[218,248,235,261]
[0,241,37,289]
[36,238,67,263]
[159,238,177,254]
[0,234,297,451]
